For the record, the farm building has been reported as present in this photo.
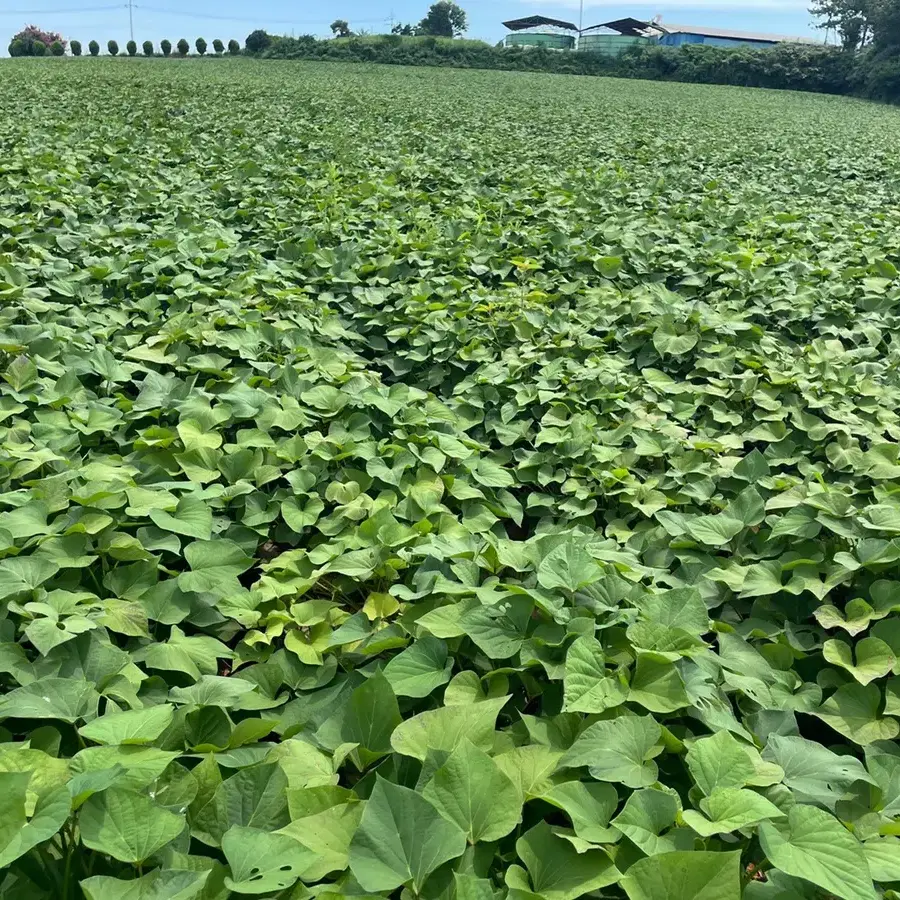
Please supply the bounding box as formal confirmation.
[656,24,821,49]
[578,17,659,55]
[501,15,579,50]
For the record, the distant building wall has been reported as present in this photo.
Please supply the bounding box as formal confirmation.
[578,34,653,55]
[504,32,576,50]
[659,32,778,49]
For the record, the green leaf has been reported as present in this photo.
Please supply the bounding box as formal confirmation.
[223,825,317,894]
[686,731,757,795]
[80,787,185,863]
[80,870,210,900]
[196,761,289,847]
[348,776,467,893]
[280,787,362,880]
[538,781,619,843]
[0,773,70,868]
[762,734,874,809]
[622,850,741,900]
[177,540,253,594]
[653,322,697,357]
[814,682,900,744]
[139,629,233,683]
[563,634,629,714]
[862,836,900,882]
[383,635,453,698]
[390,696,508,761]
[148,493,213,540]
[340,670,401,755]
[823,637,896,685]
[734,449,769,482]
[686,514,744,547]
[560,714,663,787]
[0,556,59,599]
[0,677,99,723]
[611,786,683,855]
[513,821,620,900]
[422,738,522,842]
[759,804,876,900]
[628,652,690,713]
[79,704,175,746]
[682,788,784,836]
[537,542,603,593]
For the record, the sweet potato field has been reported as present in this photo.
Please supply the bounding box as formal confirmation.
[3,58,900,900]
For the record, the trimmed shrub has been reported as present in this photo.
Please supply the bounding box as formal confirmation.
[50,40,64,55]
[228,38,240,54]
[8,39,25,57]
[32,39,46,55]
[107,39,118,55]
[177,38,189,56]
[244,29,271,53]
[160,38,171,56]
[88,39,99,56]
[212,38,224,54]
[126,39,137,55]
[195,37,207,55]
[71,39,82,56]
[142,39,153,56]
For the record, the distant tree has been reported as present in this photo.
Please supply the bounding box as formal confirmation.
[9,24,66,55]
[177,37,189,55]
[228,38,240,53]
[810,0,873,48]
[143,39,153,55]
[32,39,47,55]
[212,38,224,54]
[871,0,900,47]
[417,1,467,37]
[195,36,207,54]
[244,29,271,53]
[89,39,99,55]
[330,19,352,37]
[126,38,137,55]
[107,39,118,55]
[810,0,900,48]
[50,39,64,54]
[8,39,25,56]
[391,22,415,35]
[70,38,82,55]
[160,38,171,56]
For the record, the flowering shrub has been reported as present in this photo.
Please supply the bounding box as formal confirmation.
[8,24,66,56]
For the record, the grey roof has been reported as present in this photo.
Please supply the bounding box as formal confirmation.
[582,18,654,37]
[659,22,822,45]
[502,15,578,32]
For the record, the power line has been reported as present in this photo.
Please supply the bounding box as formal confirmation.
[1,5,123,14]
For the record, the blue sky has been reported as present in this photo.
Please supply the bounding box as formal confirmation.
[5,0,821,53]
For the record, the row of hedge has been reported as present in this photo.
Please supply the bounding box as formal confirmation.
[9,37,241,57]
[253,33,900,103]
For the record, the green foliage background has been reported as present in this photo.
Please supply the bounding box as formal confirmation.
[2,58,900,899]
[257,35,897,103]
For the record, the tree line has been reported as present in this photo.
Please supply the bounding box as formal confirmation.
[8,27,241,57]
[330,1,467,39]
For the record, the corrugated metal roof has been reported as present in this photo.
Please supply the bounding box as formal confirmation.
[582,18,654,37]
[659,23,822,45]
[502,15,578,32]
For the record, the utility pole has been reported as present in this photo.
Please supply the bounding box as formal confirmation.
[127,0,134,42]
[578,0,583,42]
